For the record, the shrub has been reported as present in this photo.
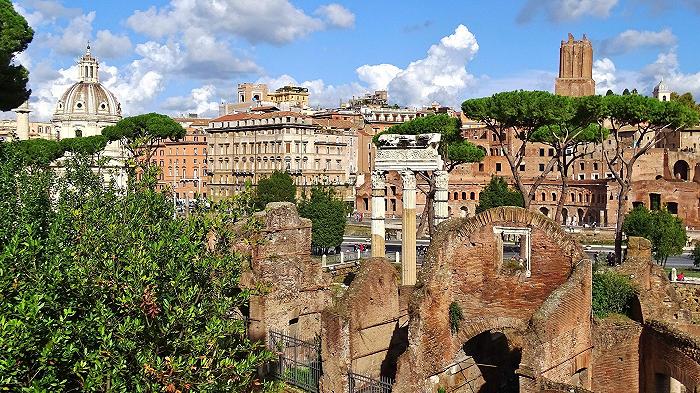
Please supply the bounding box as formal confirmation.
[592,270,637,318]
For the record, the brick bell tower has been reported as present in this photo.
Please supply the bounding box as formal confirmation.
[555,33,595,97]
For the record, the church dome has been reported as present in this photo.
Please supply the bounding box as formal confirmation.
[53,45,122,120]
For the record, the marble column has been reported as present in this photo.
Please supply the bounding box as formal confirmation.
[434,170,449,226]
[371,170,386,258]
[401,170,417,285]
[13,101,30,141]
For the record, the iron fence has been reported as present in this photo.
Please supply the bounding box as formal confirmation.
[268,329,322,392]
[348,372,393,393]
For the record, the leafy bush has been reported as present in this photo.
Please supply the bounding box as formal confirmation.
[298,187,348,254]
[449,302,464,334]
[476,176,524,213]
[0,141,278,392]
[592,270,637,318]
[255,171,296,210]
[693,243,700,268]
[623,205,687,266]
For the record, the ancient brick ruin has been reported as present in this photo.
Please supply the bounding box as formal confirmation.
[241,203,700,392]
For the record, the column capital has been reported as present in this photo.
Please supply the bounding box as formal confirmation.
[434,170,449,190]
[400,170,416,189]
[371,170,386,189]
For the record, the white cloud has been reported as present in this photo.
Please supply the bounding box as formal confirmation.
[92,30,133,59]
[126,0,335,45]
[599,28,676,55]
[43,11,95,56]
[13,0,81,26]
[593,58,618,93]
[517,0,618,23]
[316,4,355,28]
[381,24,480,107]
[162,85,220,117]
[356,64,402,91]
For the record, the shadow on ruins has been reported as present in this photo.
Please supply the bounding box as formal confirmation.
[235,202,700,393]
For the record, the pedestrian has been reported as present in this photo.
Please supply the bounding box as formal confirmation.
[606,252,614,267]
[678,272,685,281]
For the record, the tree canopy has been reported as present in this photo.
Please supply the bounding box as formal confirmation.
[102,113,186,166]
[254,171,297,210]
[0,0,34,111]
[0,140,278,392]
[462,91,573,209]
[475,176,524,214]
[297,187,348,254]
[622,205,687,266]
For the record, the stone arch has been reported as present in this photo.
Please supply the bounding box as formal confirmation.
[539,206,550,217]
[673,160,690,180]
[460,206,469,218]
[394,207,589,392]
[561,208,568,225]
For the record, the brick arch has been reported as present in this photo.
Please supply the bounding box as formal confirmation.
[393,207,592,392]
[641,321,700,391]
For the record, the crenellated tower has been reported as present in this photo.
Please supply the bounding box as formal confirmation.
[555,33,595,97]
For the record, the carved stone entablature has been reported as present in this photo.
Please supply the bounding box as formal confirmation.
[377,133,441,149]
[375,133,443,172]
[401,170,417,189]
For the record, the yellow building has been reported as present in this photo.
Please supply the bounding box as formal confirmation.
[268,86,309,108]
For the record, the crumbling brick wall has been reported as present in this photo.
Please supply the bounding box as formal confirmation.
[240,202,331,342]
[393,207,592,393]
[319,258,403,393]
[591,318,643,393]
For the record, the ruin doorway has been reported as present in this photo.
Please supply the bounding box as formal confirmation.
[539,206,549,218]
[462,330,522,393]
[673,160,690,181]
[577,208,584,224]
[562,208,568,225]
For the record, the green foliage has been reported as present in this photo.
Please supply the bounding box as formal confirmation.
[438,387,447,393]
[102,113,186,165]
[297,187,348,254]
[0,0,34,111]
[623,205,687,265]
[59,135,109,156]
[670,91,700,114]
[603,93,699,132]
[476,176,524,214]
[462,91,573,136]
[447,140,485,163]
[592,270,637,318]
[449,302,463,334]
[255,171,297,210]
[10,138,65,167]
[0,141,277,392]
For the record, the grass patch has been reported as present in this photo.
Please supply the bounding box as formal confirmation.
[345,224,371,237]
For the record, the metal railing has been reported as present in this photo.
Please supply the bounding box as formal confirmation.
[348,372,393,393]
[268,329,322,392]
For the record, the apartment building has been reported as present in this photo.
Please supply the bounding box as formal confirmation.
[206,111,358,201]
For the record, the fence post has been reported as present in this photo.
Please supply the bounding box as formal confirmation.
[671,267,677,282]
[357,250,361,260]
[396,251,400,264]
[340,251,344,264]
[322,254,327,267]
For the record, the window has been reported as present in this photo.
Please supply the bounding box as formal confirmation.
[539,148,545,157]
[552,193,557,201]
[453,192,458,200]
[650,193,661,210]
[571,193,575,202]
[541,192,546,201]
[479,163,484,172]
[519,164,525,172]
[470,192,475,200]
[75,129,82,137]
[539,163,545,171]
[667,202,678,214]
[496,163,502,172]
[593,163,598,171]
[462,192,467,200]
[194,148,198,155]
[579,162,585,170]
[578,174,585,180]
[548,148,554,156]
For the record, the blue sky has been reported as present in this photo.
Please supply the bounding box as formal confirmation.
[7,0,700,120]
